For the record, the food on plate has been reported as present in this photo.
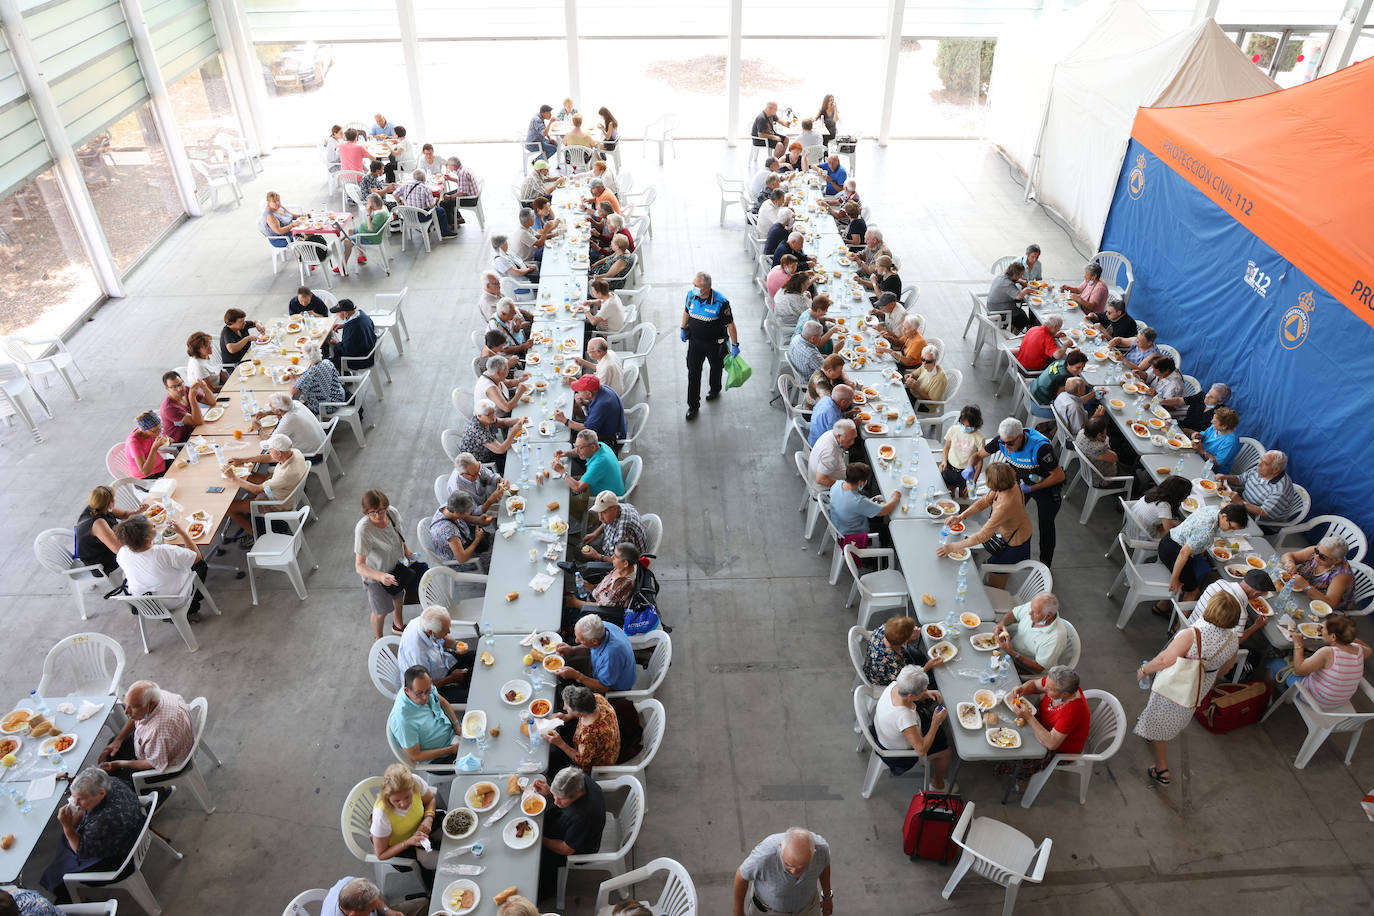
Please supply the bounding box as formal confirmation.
[450,888,476,910]
[921,593,936,607]
[957,703,980,729]
[466,782,498,810]
[444,808,475,836]
[973,689,997,710]
[878,445,895,460]
[513,818,535,839]
[931,642,956,661]
[28,718,52,738]
[0,739,17,757]
[1198,478,1218,492]
[493,887,519,905]
[926,504,945,519]
[988,727,1019,748]
[1249,597,1271,617]
[530,698,552,716]
[1309,599,1332,617]
[855,412,872,422]
[925,624,944,639]
[1148,418,1165,429]
[866,424,884,434]
[947,521,964,532]
[52,735,75,752]
[505,686,528,703]
[1246,556,1265,569]
[959,612,981,628]
[1,710,32,733]
[1182,497,1200,511]
[946,548,970,561]
[522,795,546,815]
[1131,422,1149,436]
[971,633,998,650]
[187,523,206,540]
[1224,564,1249,578]
[1211,547,1232,561]
[1298,622,1322,638]
[543,655,563,671]
[983,712,1000,727]
[506,591,520,602]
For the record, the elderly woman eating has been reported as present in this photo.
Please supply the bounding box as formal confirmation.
[563,542,639,628]
[904,344,949,408]
[863,615,945,686]
[292,341,347,416]
[872,666,953,791]
[427,491,489,571]
[1281,536,1357,611]
[589,234,635,285]
[996,666,1091,793]
[1267,613,1372,708]
[370,763,442,883]
[40,767,143,903]
[1060,262,1109,311]
[1191,406,1241,474]
[459,398,529,474]
[76,485,146,575]
[544,684,620,774]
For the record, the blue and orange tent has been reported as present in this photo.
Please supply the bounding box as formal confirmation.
[1102,58,1374,532]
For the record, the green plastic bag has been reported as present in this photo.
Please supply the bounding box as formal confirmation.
[723,353,752,389]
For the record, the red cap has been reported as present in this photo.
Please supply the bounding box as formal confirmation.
[570,375,601,392]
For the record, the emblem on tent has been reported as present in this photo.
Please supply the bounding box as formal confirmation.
[1279,291,1314,351]
[1127,154,1146,200]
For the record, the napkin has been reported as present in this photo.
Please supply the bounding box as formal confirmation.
[1232,537,1253,553]
[1277,614,1295,633]
[56,703,76,715]
[77,700,104,721]
[532,717,560,737]
[27,773,57,801]
[545,562,561,577]
[455,754,483,772]
[519,631,542,647]
[529,573,556,594]
[500,522,518,539]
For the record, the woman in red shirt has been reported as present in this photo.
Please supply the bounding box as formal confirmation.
[994,665,1091,790]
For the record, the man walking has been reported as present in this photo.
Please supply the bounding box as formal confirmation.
[733,826,833,916]
[681,271,739,421]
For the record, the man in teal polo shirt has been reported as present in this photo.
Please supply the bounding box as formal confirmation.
[553,428,624,519]
[388,666,461,764]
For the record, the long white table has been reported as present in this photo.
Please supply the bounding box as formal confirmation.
[430,774,547,916]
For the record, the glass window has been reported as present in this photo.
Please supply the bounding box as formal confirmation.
[579,38,727,137]
[1352,29,1374,64]
[744,0,888,38]
[415,0,565,39]
[580,0,727,36]
[889,37,995,137]
[418,39,568,142]
[738,39,885,141]
[75,103,184,272]
[254,41,412,146]
[1215,1,1345,27]
[0,168,101,338]
[1270,31,1328,86]
[165,55,245,194]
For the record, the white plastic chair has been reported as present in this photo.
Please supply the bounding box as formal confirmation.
[793,451,827,541]
[132,696,221,814]
[417,566,488,620]
[620,402,650,449]
[616,323,658,398]
[246,507,318,605]
[853,685,926,798]
[452,177,486,228]
[1182,373,1201,397]
[1155,343,1182,374]
[620,454,644,500]
[280,888,327,916]
[1020,688,1125,807]
[248,472,312,537]
[777,375,811,456]
[941,801,1052,916]
[915,366,961,417]
[113,574,222,653]
[0,373,47,441]
[848,625,877,688]
[64,792,183,914]
[561,145,596,174]
[57,903,119,915]
[416,516,464,569]
[841,545,909,630]
[1272,515,1367,564]
[625,186,656,240]
[37,632,125,697]
[643,115,678,165]
[265,234,288,277]
[1107,533,1174,629]
[341,776,426,895]
[355,215,393,275]
[337,169,365,210]
[189,159,242,208]
[607,629,670,700]
[304,418,344,501]
[1231,436,1265,476]
[1261,677,1374,769]
[34,528,120,621]
[372,287,410,355]
[1258,483,1311,533]
[321,371,375,448]
[716,174,744,225]
[339,335,393,401]
[368,635,403,698]
[593,856,696,916]
[3,335,87,400]
[557,776,646,909]
[592,698,665,780]
[290,239,333,288]
[1090,250,1134,307]
[395,204,441,252]
[440,427,464,461]
[981,560,1053,615]
[640,512,663,556]
[215,130,260,178]
[1065,441,1134,523]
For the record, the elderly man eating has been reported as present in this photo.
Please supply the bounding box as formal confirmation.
[255,391,326,457]
[1016,314,1069,371]
[388,665,461,764]
[556,612,637,693]
[1219,449,1302,523]
[993,592,1069,675]
[396,169,455,238]
[398,606,476,704]
[446,452,502,517]
[773,230,811,273]
[555,375,626,454]
[97,680,193,783]
[733,827,834,916]
[461,398,529,473]
[581,491,646,560]
[807,384,854,446]
[321,876,427,916]
[221,433,308,543]
[1052,377,1100,438]
[575,336,625,393]
[555,431,625,522]
[788,320,826,381]
[40,768,143,903]
[532,766,607,900]
[809,419,858,487]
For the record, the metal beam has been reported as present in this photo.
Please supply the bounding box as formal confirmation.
[878,0,905,146]
[1192,0,1220,24]
[394,0,427,139]
[726,0,741,146]
[0,0,123,296]
[118,0,201,216]
[566,0,582,105]
[1320,0,1373,75]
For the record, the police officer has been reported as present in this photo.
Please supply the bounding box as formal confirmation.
[974,416,1066,566]
[681,271,740,421]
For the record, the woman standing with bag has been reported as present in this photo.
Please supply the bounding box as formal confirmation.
[1133,592,1241,785]
[355,489,423,638]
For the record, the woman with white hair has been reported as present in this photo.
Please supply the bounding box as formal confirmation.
[428,490,488,572]
[255,391,326,455]
[221,433,308,542]
[39,767,143,902]
[446,451,502,518]
[491,298,534,358]
[1282,535,1357,610]
[996,665,1091,792]
[458,398,528,474]
[872,665,953,791]
[891,312,926,369]
[291,341,346,416]
[589,234,635,284]
[473,354,531,417]
[905,344,949,407]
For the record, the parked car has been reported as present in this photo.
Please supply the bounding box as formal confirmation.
[258,42,333,93]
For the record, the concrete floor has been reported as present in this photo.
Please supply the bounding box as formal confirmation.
[3,138,1372,915]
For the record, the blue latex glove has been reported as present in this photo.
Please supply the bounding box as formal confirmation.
[961,466,976,482]
[679,328,688,342]
[730,343,741,358]
[1019,483,1033,496]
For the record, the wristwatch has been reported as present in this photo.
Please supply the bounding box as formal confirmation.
[821,892,834,901]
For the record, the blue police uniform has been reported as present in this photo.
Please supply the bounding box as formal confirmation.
[682,287,735,415]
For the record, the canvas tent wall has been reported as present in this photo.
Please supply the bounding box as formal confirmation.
[1100,59,1374,537]
[1027,16,1277,250]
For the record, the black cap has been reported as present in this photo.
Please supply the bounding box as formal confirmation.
[328,298,356,314]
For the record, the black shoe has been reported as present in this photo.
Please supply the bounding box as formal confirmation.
[556,561,578,573]
[705,392,720,402]
[685,407,699,421]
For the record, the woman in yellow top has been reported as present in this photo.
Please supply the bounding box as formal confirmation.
[564,113,595,149]
[370,763,441,880]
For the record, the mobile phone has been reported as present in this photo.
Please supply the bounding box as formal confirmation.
[206,486,225,494]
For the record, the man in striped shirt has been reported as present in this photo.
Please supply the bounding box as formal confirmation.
[97,681,193,781]
[1221,449,1301,522]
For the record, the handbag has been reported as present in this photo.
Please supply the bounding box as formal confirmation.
[1151,628,1204,707]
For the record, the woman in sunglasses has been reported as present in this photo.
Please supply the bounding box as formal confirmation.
[904,344,949,410]
[1281,535,1356,611]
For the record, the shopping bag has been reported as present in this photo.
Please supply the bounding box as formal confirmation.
[723,353,752,389]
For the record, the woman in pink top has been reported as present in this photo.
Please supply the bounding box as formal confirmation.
[1272,614,1371,710]
[1061,262,1109,311]
[125,410,169,479]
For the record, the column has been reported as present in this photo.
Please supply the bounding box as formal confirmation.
[726,0,741,146]
[0,0,122,296]
[1319,0,1373,76]
[566,0,582,106]
[118,0,202,216]
[395,0,427,139]
[207,0,270,153]
[877,0,905,146]
[1190,0,1220,24]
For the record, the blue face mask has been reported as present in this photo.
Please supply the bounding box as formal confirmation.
[962,425,975,434]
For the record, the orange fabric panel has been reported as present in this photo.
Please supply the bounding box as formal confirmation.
[1131,59,1374,328]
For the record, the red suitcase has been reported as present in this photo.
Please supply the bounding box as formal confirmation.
[903,792,964,863]
[1194,681,1271,733]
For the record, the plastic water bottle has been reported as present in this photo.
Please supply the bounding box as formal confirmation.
[482,621,495,647]
[1173,458,1183,475]
[187,444,199,465]
[574,572,587,599]
[540,511,549,529]
[958,559,970,581]
[1138,661,1152,690]
[29,690,48,717]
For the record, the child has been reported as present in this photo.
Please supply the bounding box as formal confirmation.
[940,404,985,499]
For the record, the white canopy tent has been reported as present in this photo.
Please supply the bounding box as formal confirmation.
[989,2,1279,249]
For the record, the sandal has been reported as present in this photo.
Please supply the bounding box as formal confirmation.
[1148,766,1171,785]
[1151,600,1172,617]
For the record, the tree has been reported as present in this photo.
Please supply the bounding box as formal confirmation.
[935,39,996,102]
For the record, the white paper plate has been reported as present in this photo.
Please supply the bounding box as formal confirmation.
[460,710,486,740]
[928,640,958,663]
[500,679,532,705]
[40,733,78,755]
[203,407,224,422]
[956,703,981,730]
[441,806,478,841]
[503,816,541,850]
[463,781,500,812]
[986,727,1022,749]
[970,632,998,651]
[441,878,480,914]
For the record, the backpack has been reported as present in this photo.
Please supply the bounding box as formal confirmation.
[623,555,669,635]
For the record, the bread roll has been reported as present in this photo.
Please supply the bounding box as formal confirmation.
[0,834,13,850]
[508,773,522,795]
[921,593,936,607]
[546,501,559,511]
[506,591,519,602]
[493,886,519,904]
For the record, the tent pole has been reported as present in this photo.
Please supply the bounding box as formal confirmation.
[1023,81,1054,202]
